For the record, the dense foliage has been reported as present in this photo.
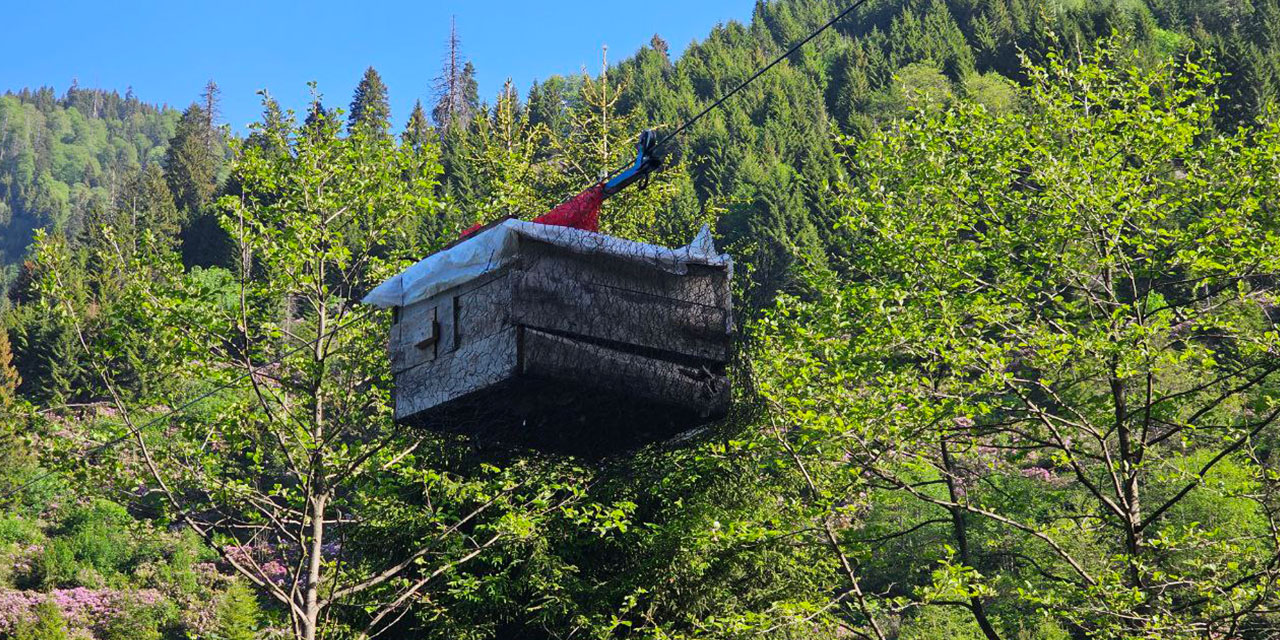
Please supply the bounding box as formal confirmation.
[5,0,1280,638]
[0,87,179,300]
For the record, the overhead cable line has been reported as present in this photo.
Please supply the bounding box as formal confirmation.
[653,0,874,151]
[598,0,873,196]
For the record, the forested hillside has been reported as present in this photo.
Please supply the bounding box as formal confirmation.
[433,0,1280,305]
[0,88,178,298]
[3,0,1280,638]
[0,82,234,304]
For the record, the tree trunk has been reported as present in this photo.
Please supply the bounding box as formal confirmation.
[303,491,328,640]
[940,436,1002,640]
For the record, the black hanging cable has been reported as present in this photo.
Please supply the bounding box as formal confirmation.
[0,308,376,503]
[596,0,873,195]
[652,0,874,151]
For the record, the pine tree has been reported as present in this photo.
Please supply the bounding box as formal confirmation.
[826,43,872,132]
[461,61,479,116]
[168,104,229,268]
[467,78,547,222]
[0,327,19,406]
[214,580,261,640]
[202,79,221,134]
[164,103,218,216]
[348,66,391,134]
[305,101,329,131]
[971,12,1000,67]
[650,33,670,59]
[434,16,463,128]
[245,90,289,157]
[527,78,569,140]
[127,164,182,249]
[89,163,184,266]
[200,79,225,169]
[922,0,975,78]
[402,99,433,150]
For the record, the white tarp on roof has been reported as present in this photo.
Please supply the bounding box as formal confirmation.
[362,220,732,309]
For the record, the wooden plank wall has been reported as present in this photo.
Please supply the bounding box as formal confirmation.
[395,327,519,422]
[513,271,730,362]
[521,328,730,418]
[518,239,731,309]
[514,238,732,363]
[391,238,733,424]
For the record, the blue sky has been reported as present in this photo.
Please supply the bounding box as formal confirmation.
[1,0,756,134]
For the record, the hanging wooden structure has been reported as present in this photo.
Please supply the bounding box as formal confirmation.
[364,132,734,453]
[364,219,733,453]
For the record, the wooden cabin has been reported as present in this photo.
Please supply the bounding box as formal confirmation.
[366,220,733,454]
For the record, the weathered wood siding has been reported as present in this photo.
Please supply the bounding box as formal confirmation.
[521,328,729,417]
[512,271,730,362]
[389,235,733,439]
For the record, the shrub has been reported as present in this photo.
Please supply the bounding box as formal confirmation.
[0,516,41,546]
[35,541,77,589]
[212,580,260,640]
[13,600,68,640]
[98,600,164,640]
[898,606,985,640]
[62,500,133,576]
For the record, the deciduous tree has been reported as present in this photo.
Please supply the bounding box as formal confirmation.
[756,44,1280,639]
[38,93,596,640]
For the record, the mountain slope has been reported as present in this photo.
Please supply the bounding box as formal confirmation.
[0,87,179,294]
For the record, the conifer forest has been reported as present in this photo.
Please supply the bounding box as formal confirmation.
[7,0,1280,637]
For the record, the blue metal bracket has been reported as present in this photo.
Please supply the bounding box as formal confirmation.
[603,130,662,197]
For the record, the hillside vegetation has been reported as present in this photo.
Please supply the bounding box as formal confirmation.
[0,88,180,297]
[2,0,1280,638]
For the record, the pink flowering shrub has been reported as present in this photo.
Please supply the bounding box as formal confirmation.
[0,588,165,635]
[0,589,37,634]
[226,542,293,585]
[1020,466,1055,483]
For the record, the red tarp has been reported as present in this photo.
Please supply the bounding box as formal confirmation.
[462,184,605,238]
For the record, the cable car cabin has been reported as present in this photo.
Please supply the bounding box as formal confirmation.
[363,220,733,455]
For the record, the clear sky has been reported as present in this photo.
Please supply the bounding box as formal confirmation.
[1,0,756,134]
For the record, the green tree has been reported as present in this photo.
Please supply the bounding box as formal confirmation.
[526,77,570,138]
[961,71,1019,113]
[756,44,1280,639]
[202,78,224,153]
[464,78,573,225]
[99,600,164,640]
[166,102,226,267]
[245,90,289,157]
[164,103,218,216]
[0,327,18,407]
[401,99,433,150]
[14,601,69,640]
[213,580,261,640]
[543,51,705,245]
[348,66,391,135]
[459,62,480,121]
[115,164,182,255]
[36,91,592,640]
